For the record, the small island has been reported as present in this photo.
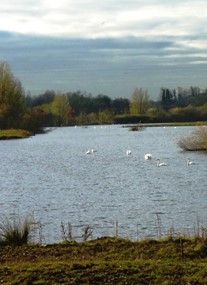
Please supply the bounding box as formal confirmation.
[0,129,32,140]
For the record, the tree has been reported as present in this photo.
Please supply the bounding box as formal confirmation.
[111,98,130,114]
[51,93,72,126]
[0,61,25,129]
[130,88,150,115]
[25,90,55,107]
[160,88,177,110]
[67,91,96,115]
[94,94,112,111]
[98,110,114,124]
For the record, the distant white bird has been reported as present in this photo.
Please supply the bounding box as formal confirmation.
[126,149,132,155]
[145,153,152,160]
[187,158,195,165]
[86,149,97,154]
[157,159,167,167]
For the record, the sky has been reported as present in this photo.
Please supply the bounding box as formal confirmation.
[1,0,207,100]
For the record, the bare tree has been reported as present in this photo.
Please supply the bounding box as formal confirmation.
[130,88,150,115]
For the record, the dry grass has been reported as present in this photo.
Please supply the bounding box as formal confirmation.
[177,126,207,151]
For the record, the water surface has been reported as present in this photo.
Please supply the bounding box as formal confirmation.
[0,125,206,242]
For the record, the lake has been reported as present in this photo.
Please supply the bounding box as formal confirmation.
[0,125,206,243]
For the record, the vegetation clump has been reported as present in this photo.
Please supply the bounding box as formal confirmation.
[0,216,33,246]
[177,126,207,151]
[129,125,145,131]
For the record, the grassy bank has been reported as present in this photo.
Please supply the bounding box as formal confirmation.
[127,121,207,128]
[0,237,206,284]
[0,129,32,140]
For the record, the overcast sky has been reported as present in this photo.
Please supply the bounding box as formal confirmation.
[1,0,207,99]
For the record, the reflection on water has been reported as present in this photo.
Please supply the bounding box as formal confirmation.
[0,125,206,243]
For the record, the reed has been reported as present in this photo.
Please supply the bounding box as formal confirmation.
[0,216,33,245]
[60,221,73,242]
[82,225,93,241]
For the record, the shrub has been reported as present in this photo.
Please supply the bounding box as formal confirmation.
[177,126,207,151]
[129,125,145,131]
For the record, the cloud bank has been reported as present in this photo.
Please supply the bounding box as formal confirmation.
[1,0,207,98]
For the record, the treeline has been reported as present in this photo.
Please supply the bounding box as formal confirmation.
[25,90,130,126]
[160,87,207,110]
[1,61,207,133]
[25,87,207,126]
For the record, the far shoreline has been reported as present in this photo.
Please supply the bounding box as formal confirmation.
[0,121,206,140]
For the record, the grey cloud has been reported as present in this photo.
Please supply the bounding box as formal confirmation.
[1,32,207,98]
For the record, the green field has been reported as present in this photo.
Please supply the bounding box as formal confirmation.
[0,237,206,284]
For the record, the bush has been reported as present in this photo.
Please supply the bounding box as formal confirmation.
[114,114,151,124]
[177,126,207,151]
[129,125,145,131]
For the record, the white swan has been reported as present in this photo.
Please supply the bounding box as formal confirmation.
[86,149,97,154]
[145,153,152,160]
[157,159,167,167]
[187,158,195,165]
[126,149,132,155]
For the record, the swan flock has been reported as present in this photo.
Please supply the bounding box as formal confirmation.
[86,148,196,167]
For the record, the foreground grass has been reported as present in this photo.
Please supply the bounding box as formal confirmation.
[0,129,32,139]
[0,237,206,284]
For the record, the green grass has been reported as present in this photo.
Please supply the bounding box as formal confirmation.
[0,129,32,139]
[140,121,207,127]
[0,237,206,284]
